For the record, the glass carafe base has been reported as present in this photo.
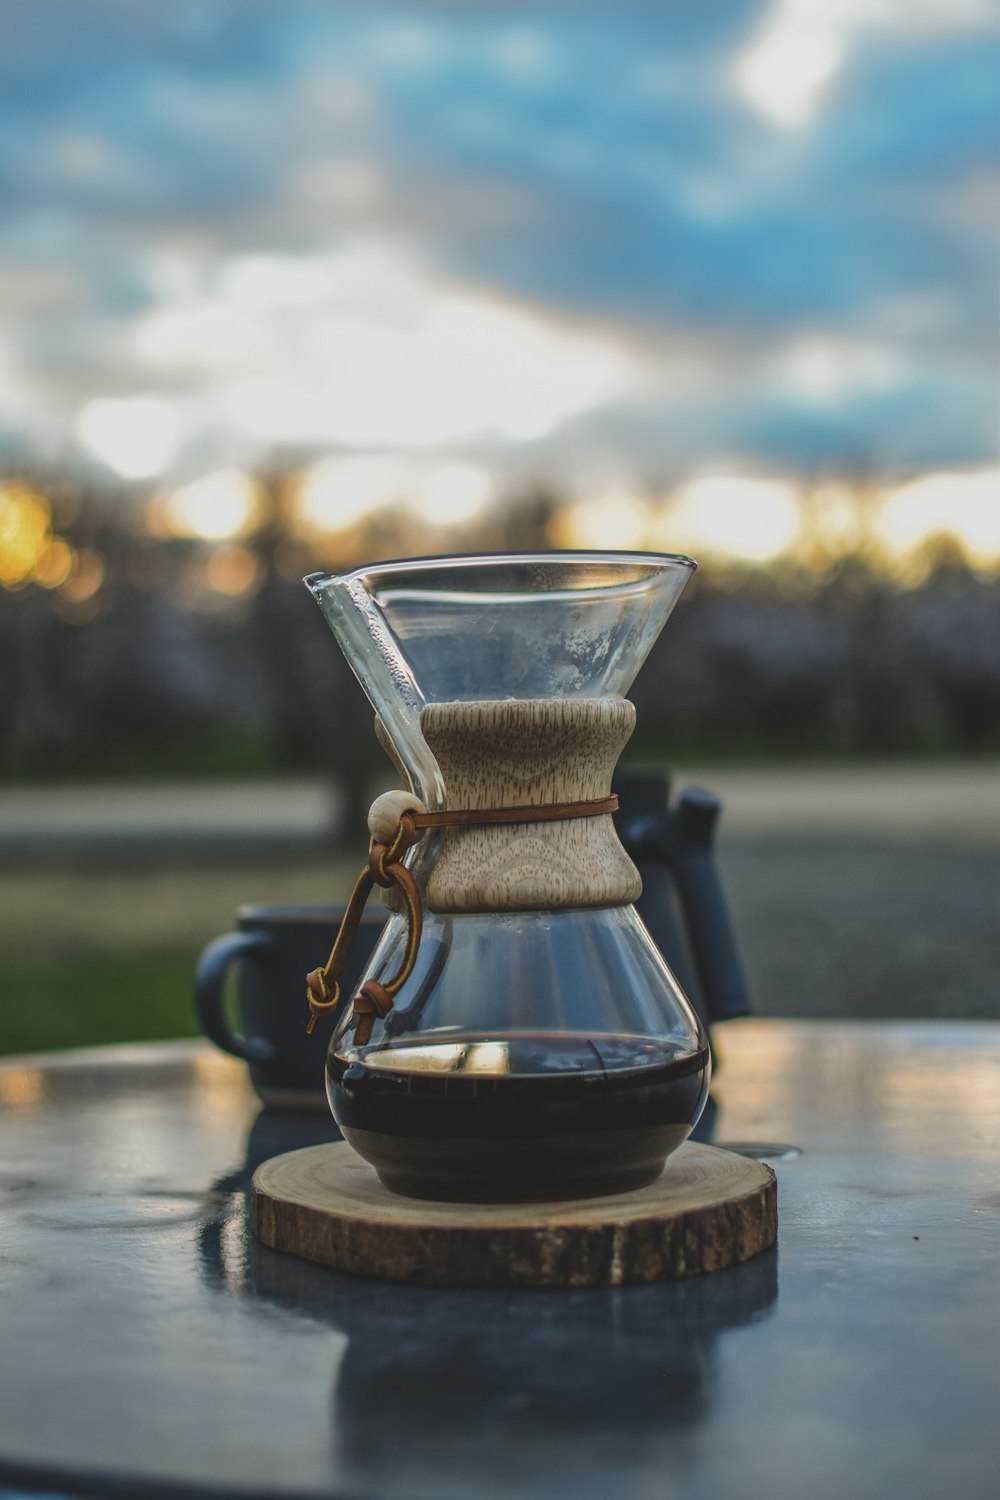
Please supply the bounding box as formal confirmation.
[327,1032,710,1201]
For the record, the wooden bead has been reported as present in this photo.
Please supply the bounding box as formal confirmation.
[367,789,427,843]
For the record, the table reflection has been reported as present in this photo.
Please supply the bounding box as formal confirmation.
[196,1098,776,1491]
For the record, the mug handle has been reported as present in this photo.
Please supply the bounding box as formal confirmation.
[194,931,277,1064]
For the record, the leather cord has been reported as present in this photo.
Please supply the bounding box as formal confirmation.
[305,794,619,1042]
[305,814,422,1043]
[410,794,618,829]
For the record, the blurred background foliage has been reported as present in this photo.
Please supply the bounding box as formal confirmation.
[1,472,998,808]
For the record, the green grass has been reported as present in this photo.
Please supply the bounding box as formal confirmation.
[1,729,286,784]
[7,724,995,786]
[0,859,354,1058]
[2,952,200,1055]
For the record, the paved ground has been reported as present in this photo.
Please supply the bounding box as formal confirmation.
[0,779,341,863]
[2,763,997,1021]
[2,762,998,859]
[721,836,998,1020]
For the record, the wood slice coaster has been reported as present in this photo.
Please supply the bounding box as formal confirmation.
[251,1141,777,1289]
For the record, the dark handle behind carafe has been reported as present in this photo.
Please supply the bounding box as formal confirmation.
[194,930,277,1063]
[614,769,752,1045]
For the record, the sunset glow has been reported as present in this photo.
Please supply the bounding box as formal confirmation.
[162,470,261,541]
[5,463,998,617]
[293,455,412,535]
[551,495,650,551]
[877,470,1000,566]
[660,476,803,562]
[540,470,998,574]
[294,455,494,537]
[410,463,494,529]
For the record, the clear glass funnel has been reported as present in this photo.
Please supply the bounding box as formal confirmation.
[306,551,709,1201]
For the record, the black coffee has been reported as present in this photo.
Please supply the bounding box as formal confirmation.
[327,1031,710,1201]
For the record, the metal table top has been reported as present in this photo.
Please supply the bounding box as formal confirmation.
[1,1021,997,1500]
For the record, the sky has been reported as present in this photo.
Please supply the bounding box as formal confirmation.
[0,0,997,498]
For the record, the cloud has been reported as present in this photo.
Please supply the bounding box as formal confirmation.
[0,0,996,476]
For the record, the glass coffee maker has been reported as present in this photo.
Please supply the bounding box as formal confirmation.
[305,552,709,1201]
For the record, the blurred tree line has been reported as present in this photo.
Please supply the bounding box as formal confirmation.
[2,474,998,841]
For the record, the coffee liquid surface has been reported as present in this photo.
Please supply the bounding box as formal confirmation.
[328,1032,710,1201]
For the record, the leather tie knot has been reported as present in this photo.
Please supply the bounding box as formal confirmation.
[305,967,339,1009]
[305,810,423,1039]
[352,980,394,1046]
[368,842,393,888]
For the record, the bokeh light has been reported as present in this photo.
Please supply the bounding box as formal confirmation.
[656,476,803,563]
[0,483,52,589]
[550,495,650,551]
[77,397,180,481]
[410,463,494,530]
[59,549,105,605]
[292,454,494,539]
[205,544,263,597]
[293,455,411,536]
[32,537,75,589]
[877,470,1000,569]
[160,470,261,541]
